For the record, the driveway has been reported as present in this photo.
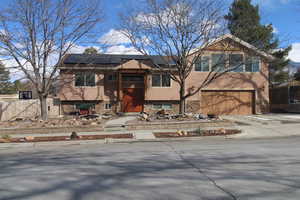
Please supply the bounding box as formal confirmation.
[1,138,300,200]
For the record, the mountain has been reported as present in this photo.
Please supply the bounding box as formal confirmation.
[288,61,300,75]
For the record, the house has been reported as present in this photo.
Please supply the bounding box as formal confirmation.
[58,34,274,115]
[270,80,300,113]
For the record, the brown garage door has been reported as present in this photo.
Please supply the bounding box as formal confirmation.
[201,90,254,115]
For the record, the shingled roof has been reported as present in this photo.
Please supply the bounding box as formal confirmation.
[63,54,175,65]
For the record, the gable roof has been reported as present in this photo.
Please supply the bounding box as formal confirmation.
[204,34,275,60]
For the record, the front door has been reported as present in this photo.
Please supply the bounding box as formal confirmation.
[122,88,144,112]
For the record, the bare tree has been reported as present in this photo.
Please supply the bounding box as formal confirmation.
[0,0,102,120]
[120,0,241,114]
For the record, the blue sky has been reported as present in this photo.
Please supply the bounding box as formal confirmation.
[1,0,299,62]
[101,0,300,61]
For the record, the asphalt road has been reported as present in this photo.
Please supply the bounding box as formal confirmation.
[1,137,300,200]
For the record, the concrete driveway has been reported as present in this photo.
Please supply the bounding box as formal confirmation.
[222,113,300,139]
[1,137,300,200]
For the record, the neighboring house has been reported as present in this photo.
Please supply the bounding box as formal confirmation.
[270,80,300,113]
[58,34,273,115]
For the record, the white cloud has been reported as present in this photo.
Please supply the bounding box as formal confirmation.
[105,45,141,55]
[288,43,300,62]
[272,26,279,34]
[98,29,131,45]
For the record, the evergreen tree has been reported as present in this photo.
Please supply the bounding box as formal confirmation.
[225,0,291,86]
[83,47,98,54]
[0,63,14,94]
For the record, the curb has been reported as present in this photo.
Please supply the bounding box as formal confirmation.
[0,136,230,149]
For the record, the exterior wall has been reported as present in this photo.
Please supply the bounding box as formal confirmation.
[144,101,180,114]
[0,98,59,121]
[59,38,270,114]
[60,100,118,115]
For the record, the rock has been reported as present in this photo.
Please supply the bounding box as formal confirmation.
[102,115,112,119]
[70,132,79,140]
[90,122,97,126]
[24,136,34,141]
[157,109,166,115]
[194,113,207,120]
[183,131,188,136]
[185,113,193,118]
[207,114,217,119]
[0,138,9,143]
[219,128,226,134]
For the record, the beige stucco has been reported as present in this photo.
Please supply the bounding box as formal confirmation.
[59,37,270,114]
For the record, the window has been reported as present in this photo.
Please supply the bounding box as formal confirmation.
[245,57,260,72]
[195,56,210,71]
[229,54,244,72]
[212,54,226,71]
[75,103,95,110]
[153,103,172,110]
[122,75,144,82]
[104,103,112,110]
[108,74,117,81]
[75,72,95,86]
[152,74,171,87]
[290,86,300,104]
[19,91,32,100]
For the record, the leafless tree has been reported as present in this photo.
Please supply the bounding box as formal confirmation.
[0,0,102,120]
[120,0,250,114]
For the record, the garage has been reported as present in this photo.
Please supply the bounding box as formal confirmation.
[201,90,254,115]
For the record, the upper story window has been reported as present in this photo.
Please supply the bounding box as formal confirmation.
[152,74,171,87]
[211,54,226,71]
[194,53,261,73]
[195,56,209,72]
[75,72,95,87]
[245,57,260,72]
[229,54,244,72]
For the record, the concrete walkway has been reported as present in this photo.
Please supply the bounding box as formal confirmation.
[104,116,136,127]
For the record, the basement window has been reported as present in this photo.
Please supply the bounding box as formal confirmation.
[104,103,112,110]
[153,103,172,110]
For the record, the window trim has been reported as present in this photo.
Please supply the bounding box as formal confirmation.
[151,73,172,88]
[74,72,96,87]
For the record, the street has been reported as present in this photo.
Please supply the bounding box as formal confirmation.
[1,137,300,200]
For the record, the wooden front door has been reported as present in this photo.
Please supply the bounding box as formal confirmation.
[122,88,144,112]
[201,90,254,115]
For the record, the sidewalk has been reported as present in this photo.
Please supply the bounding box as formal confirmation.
[1,115,300,149]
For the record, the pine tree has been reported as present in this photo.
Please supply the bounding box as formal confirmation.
[83,47,98,54]
[0,63,13,94]
[225,0,291,86]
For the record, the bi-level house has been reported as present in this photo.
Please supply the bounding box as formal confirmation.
[58,34,274,115]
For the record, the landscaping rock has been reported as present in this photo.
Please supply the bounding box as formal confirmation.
[70,132,79,140]
[24,136,34,141]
